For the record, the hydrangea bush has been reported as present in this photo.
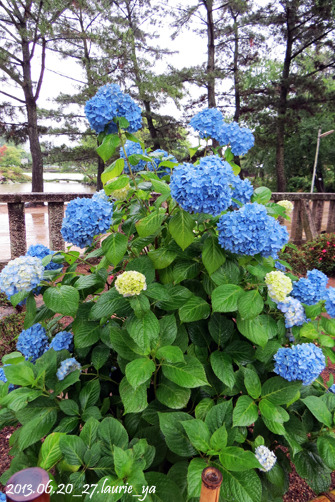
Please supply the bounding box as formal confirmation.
[0,92,335,502]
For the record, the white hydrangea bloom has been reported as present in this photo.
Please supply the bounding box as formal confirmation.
[265,271,292,303]
[255,445,277,472]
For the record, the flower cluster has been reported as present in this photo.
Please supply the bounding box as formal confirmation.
[255,446,277,472]
[189,108,225,140]
[0,366,14,391]
[277,200,294,216]
[273,343,325,385]
[325,287,335,318]
[107,178,130,201]
[17,323,49,362]
[120,140,147,173]
[170,156,233,216]
[0,492,6,501]
[26,244,59,271]
[57,358,81,381]
[226,122,255,156]
[292,269,328,306]
[275,261,286,272]
[265,271,292,303]
[218,203,289,258]
[85,84,142,134]
[92,189,109,203]
[61,196,113,248]
[0,256,44,300]
[230,176,254,208]
[115,271,147,297]
[149,149,178,178]
[277,297,308,328]
[50,331,73,352]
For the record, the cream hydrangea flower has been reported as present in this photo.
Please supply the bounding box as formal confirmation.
[265,271,292,303]
[115,271,147,297]
[277,200,293,216]
[255,445,276,472]
[107,178,130,201]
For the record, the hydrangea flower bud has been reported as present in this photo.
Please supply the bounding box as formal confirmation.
[107,178,130,201]
[16,323,49,362]
[115,271,147,297]
[0,256,44,300]
[277,297,308,328]
[49,331,73,352]
[255,445,277,472]
[57,358,82,381]
[277,200,293,216]
[274,343,325,386]
[265,271,293,303]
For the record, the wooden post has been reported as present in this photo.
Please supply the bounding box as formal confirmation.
[301,200,317,241]
[48,202,65,251]
[312,200,324,233]
[326,200,335,233]
[199,467,223,502]
[7,202,27,259]
[5,467,50,501]
[290,200,303,244]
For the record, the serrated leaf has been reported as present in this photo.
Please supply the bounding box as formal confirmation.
[179,295,210,322]
[125,358,155,389]
[301,396,332,428]
[238,290,264,319]
[169,209,195,250]
[233,395,258,427]
[210,351,235,388]
[212,284,243,312]
[119,377,148,414]
[202,236,226,275]
[156,376,191,409]
[182,419,211,452]
[102,233,128,267]
[136,210,166,238]
[162,355,208,388]
[43,286,79,316]
[219,446,262,471]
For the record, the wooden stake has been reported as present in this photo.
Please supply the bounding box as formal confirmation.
[6,467,50,502]
[199,467,223,502]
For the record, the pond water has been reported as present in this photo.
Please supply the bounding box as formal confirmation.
[0,174,96,260]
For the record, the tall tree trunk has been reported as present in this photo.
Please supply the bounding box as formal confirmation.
[204,0,216,108]
[232,14,240,123]
[275,6,294,192]
[143,101,160,149]
[22,40,43,192]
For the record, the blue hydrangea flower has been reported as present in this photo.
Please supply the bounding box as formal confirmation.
[49,331,73,352]
[0,492,6,501]
[0,256,44,300]
[170,156,233,216]
[17,323,49,362]
[292,269,328,306]
[189,108,225,140]
[61,197,113,248]
[329,384,335,393]
[218,203,289,258]
[85,84,142,134]
[226,122,254,156]
[120,140,147,173]
[148,149,178,178]
[273,343,325,386]
[324,287,335,318]
[26,244,60,271]
[230,176,254,208]
[92,189,109,203]
[57,358,82,381]
[275,261,286,272]
[277,297,308,328]
[0,366,14,391]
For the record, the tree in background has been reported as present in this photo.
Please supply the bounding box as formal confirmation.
[261,0,335,191]
[0,0,71,192]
